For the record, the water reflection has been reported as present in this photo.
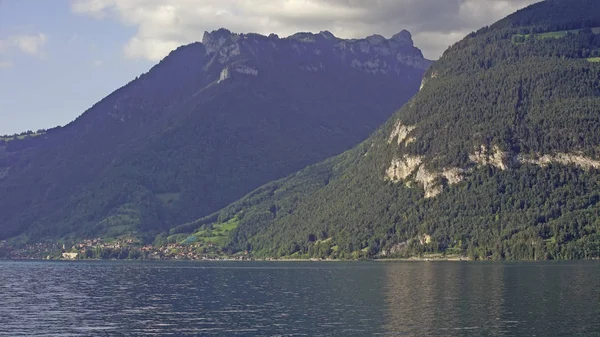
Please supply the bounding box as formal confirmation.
[382,261,600,336]
[0,261,598,336]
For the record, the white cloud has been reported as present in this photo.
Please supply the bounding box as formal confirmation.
[71,0,115,19]
[124,36,183,60]
[13,33,48,57]
[0,33,48,58]
[71,0,541,61]
[92,59,103,67]
[413,31,472,60]
[0,60,13,69]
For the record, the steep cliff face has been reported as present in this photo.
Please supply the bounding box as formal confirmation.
[182,0,600,260]
[200,28,429,76]
[0,29,430,242]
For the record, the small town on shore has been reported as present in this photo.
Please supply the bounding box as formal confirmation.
[0,238,474,262]
[0,238,254,261]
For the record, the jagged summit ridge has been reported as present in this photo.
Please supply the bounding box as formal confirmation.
[198,28,430,72]
[201,28,415,45]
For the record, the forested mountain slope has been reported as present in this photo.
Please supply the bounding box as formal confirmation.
[0,29,429,242]
[177,0,600,260]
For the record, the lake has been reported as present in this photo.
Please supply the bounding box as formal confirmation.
[0,261,598,336]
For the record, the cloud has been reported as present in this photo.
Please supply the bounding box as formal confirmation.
[0,60,13,69]
[71,0,114,19]
[13,33,48,57]
[71,0,541,61]
[0,33,48,58]
[92,59,103,67]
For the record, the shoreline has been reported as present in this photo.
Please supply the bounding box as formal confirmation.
[2,257,599,263]
[372,257,472,262]
[0,256,475,263]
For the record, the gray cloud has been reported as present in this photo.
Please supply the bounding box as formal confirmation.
[71,0,542,61]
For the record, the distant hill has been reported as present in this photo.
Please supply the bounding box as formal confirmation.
[0,29,430,242]
[181,0,600,260]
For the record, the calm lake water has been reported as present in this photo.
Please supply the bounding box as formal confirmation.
[0,261,598,336]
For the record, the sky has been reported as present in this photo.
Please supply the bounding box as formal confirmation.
[0,0,541,135]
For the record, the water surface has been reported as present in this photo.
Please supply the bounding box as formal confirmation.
[0,260,598,336]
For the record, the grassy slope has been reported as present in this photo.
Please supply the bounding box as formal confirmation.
[513,27,600,44]
[170,217,241,247]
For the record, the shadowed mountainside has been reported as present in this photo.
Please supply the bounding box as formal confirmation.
[0,29,430,242]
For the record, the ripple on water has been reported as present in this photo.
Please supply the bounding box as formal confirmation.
[0,261,599,336]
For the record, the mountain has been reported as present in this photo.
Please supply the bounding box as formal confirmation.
[176,0,600,260]
[0,29,430,243]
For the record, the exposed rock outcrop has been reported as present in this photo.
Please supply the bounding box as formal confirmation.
[441,168,464,185]
[415,166,442,198]
[386,156,422,182]
[202,28,240,54]
[419,71,439,91]
[388,142,600,200]
[217,67,230,83]
[386,154,464,198]
[520,153,600,170]
[202,28,431,77]
[469,145,600,171]
[388,120,416,145]
[469,145,510,170]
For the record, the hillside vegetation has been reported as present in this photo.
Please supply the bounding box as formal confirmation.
[173,0,600,260]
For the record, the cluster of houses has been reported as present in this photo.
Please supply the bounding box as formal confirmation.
[1,238,252,261]
[60,238,139,259]
[0,241,62,260]
[149,243,250,261]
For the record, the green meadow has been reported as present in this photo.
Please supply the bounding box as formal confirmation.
[512,27,600,44]
[178,216,240,246]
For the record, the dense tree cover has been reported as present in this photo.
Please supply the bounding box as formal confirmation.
[490,0,600,31]
[0,30,428,242]
[179,0,600,260]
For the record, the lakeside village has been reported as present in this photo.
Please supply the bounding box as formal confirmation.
[0,235,471,262]
[0,238,252,261]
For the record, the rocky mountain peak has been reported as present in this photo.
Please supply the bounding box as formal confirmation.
[319,30,337,40]
[202,28,239,54]
[365,34,387,44]
[391,30,414,46]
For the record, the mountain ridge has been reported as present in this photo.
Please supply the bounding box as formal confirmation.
[0,28,430,243]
